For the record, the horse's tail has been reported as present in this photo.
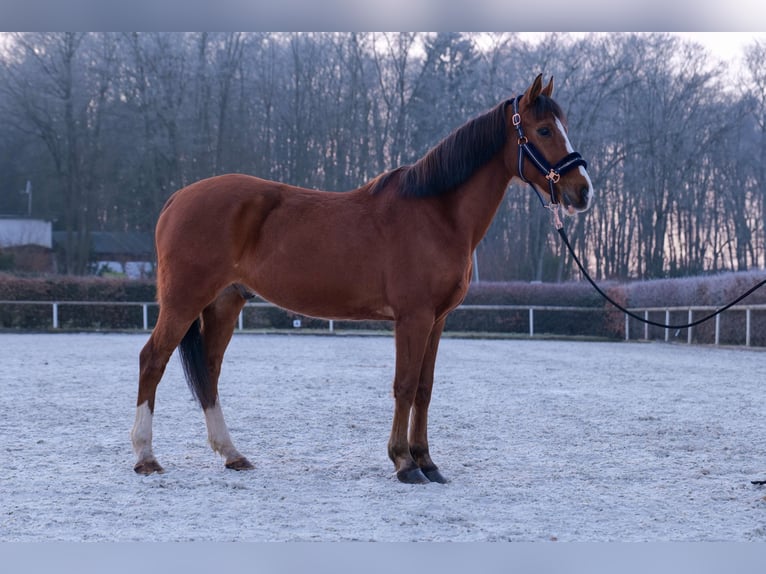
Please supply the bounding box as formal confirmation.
[178,318,216,409]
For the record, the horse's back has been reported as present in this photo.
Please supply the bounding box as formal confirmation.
[154,173,396,318]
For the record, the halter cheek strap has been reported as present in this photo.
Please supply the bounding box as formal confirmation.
[511,95,588,207]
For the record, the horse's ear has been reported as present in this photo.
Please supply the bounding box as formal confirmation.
[524,74,544,104]
[542,76,554,97]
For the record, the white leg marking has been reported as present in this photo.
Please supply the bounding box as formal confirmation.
[131,401,154,460]
[204,401,240,460]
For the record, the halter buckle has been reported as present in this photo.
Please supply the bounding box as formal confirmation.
[512,113,521,127]
[547,203,564,230]
[545,170,561,183]
[518,136,528,146]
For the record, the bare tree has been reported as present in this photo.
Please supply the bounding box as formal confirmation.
[0,32,119,273]
[1,31,765,279]
[370,32,426,170]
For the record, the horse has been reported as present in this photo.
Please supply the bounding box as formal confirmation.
[131,74,594,484]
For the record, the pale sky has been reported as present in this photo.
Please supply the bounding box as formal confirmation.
[521,32,763,60]
[518,32,764,82]
[2,32,763,74]
[673,32,763,60]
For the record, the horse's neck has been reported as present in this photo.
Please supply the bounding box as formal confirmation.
[450,155,512,250]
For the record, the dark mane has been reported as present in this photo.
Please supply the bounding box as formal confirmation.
[368,95,566,198]
[370,99,512,198]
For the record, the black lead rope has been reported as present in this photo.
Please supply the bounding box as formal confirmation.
[558,219,766,487]
[510,93,766,331]
[556,222,766,331]
[514,94,766,484]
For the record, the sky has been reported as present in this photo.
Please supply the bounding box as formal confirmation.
[521,32,763,60]
[673,32,762,61]
[518,32,764,81]
[2,32,762,87]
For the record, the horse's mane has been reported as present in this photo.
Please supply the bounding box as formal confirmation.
[369,99,511,198]
[368,95,564,198]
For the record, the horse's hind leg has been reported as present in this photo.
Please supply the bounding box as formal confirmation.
[132,310,193,475]
[199,285,253,470]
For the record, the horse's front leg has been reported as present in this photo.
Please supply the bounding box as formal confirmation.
[408,317,448,483]
[388,313,435,484]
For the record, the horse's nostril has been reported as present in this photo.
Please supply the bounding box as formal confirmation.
[579,186,591,204]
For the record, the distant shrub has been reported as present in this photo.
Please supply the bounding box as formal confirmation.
[448,281,617,336]
[0,273,156,302]
[3,272,766,344]
[0,274,156,330]
[463,281,608,307]
[618,271,766,345]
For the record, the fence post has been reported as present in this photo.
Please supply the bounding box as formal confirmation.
[665,310,670,342]
[687,309,693,344]
[238,310,243,331]
[329,320,334,333]
[142,304,149,331]
[643,310,649,340]
[746,308,751,347]
[624,313,629,341]
[529,308,534,337]
[52,302,59,329]
[715,313,720,345]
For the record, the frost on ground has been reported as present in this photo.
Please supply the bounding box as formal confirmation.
[1,332,766,541]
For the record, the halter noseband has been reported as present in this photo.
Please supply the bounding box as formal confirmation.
[511,95,588,208]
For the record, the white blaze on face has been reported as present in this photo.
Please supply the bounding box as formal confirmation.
[555,116,594,205]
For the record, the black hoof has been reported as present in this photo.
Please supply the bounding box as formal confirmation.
[396,467,431,484]
[225,457,255,471]
[134,459,164,475]
[422,467,448,484]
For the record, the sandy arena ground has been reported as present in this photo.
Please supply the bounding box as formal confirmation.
[2,332,766,542]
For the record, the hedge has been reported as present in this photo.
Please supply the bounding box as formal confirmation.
[613,270,766,346]
[3,272,766,344]
[0,273,156,330]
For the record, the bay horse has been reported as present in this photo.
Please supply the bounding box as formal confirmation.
[131,74,593,484]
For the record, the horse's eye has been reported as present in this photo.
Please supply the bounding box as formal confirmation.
[537,127,551,137]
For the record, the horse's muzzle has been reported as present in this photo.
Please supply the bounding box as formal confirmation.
[561,183,592,214]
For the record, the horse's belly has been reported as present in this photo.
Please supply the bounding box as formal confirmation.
[246,268,394,322]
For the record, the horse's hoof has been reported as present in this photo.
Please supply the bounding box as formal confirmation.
[422,467,448,484]
[396,467,431,484]
[225,457,254,471]
[134,459,164,475]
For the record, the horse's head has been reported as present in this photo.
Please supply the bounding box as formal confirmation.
[507,74,593,215]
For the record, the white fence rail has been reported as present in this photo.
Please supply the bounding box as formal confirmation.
[3,300,766,346]
[624,304,766,346]
[1,300,601,338]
